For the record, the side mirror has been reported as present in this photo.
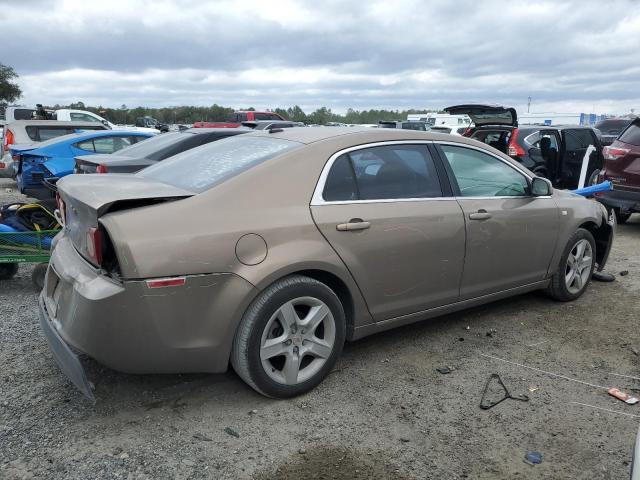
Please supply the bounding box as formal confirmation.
[531,177,553,196]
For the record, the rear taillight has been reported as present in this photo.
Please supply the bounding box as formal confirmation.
[55,194,67,225]
[86,227,103,266]
[462,128,474,137]
[3,129,14,152]
[507,128,525,157]
[0,162,5,169]
[603,146,629,161]
[96,164,108,174]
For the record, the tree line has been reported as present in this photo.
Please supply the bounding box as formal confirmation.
[42,102,438,125]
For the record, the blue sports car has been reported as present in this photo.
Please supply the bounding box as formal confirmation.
[11,130,155,195]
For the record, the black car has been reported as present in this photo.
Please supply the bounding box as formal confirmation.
[594,117,633,146]
[378,120,430,131]
[241,120,303,130]
[74,128,250,174]
[445,104,604,189]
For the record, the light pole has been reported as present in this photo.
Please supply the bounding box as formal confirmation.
[527,96,531,113]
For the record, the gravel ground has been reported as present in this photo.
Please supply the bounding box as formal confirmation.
[1,176,639,479]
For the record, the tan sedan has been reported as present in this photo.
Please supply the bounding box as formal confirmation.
[39,127,614,400]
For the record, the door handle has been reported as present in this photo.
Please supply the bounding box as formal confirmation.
[469,210,491,220]
[336,219,371,231]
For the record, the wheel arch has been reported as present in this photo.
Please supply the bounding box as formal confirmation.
[577,219,613,271]
[245,262,372,341]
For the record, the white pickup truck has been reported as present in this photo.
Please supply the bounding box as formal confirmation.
[54,109,160,134]
[2,106,160,134]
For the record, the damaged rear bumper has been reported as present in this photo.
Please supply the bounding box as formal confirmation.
[38,294,95,401]
[38,233,257,400]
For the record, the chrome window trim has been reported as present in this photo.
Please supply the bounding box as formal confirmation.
[311,140,536,206]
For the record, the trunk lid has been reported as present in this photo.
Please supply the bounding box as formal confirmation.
[444,104,518,127]
[57,174,193,266]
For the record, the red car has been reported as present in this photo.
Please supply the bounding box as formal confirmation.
[193,111,285,128]
[597,117,640,223]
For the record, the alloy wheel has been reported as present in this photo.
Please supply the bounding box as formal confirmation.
[260,296,336,385]
[565,239,593,294]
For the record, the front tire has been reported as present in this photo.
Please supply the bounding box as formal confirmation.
[546,228,596,301]
[231,275,346,398]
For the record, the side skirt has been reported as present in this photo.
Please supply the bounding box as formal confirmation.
[351,280,550,340]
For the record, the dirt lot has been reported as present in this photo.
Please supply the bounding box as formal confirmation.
[1,176,639,479]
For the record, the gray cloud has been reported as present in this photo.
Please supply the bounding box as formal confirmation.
[3,0,640,114]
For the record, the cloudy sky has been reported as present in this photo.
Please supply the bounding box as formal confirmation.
[3,0,640,115]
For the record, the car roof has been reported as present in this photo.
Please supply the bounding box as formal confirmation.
[6,120,110,128]
[245,126,480,145]
[184,127,251,134]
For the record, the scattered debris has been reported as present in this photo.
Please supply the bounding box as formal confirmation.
[607,388,639,405]
[528,387,539,393]
[119,452,130,460]
[298,447,307,454]
[248,409,258,415]
[182,459,195,466]
[436,366,455,375]
[480,353,609,390]
[224,427,240,438]
[193,433,213,442]
[620,270,629,276]
[381,358,390,363]
[525,451,543,465]
[632,347,639,357]
[480,374,529,410]
[465,326,470,330]
[486,329,497,338]
[399,438,410,443]
[458,337,465,342]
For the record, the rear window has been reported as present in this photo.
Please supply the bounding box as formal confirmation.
[138,135,301,193]
[618,121,640,146]
[14,108,35,120]
[26,125,105,142]
[254,113,282,121]
[114,131,184,159]
[595,119,631,135]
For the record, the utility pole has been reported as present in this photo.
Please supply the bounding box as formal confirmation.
[527,96,531,113]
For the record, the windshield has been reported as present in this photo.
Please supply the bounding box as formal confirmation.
[138,135,302,193]
[115,132,182,158]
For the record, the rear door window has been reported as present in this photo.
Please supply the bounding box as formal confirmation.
[27,126,74,141]
[618,122,640,146]
[564,129,595,150]
[323,145,443,201]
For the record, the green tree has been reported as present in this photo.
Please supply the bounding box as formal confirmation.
[0,63,22,104]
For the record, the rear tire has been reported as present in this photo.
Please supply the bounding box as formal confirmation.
[0,263,19,280]
[231,275,346,398]
[546,228,596,301]
[613,208,631,224]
